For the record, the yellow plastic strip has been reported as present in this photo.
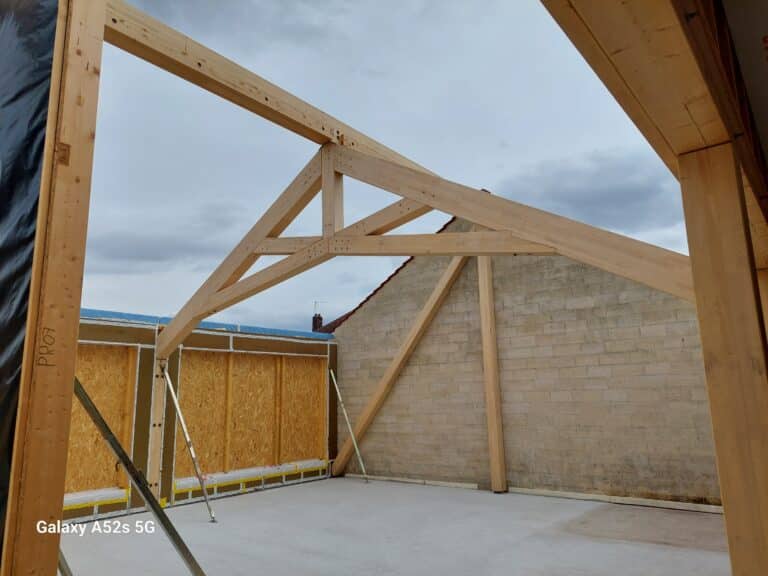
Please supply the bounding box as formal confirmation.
[172,463,328,495]
[62,494,129,512]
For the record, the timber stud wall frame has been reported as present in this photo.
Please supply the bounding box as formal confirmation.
[5,0,768,574]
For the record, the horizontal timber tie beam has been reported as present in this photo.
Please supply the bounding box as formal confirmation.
[332,255,468,476]
[332,144,695,303]
[254,236,318,255]
[253,232,556,256]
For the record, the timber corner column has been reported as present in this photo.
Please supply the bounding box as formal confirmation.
[679,141,768,575]
[1,0,106,574]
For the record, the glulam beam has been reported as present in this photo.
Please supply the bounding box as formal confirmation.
[679,142,768,576]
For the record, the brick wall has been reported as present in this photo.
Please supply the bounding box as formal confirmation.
[333,222,720,504]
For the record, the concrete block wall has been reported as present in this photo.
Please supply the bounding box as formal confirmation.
[333,221,720,504]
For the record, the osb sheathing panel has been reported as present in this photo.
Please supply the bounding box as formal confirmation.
[280,356,327,463]
[229,353,278,470]
[67,345,136,493]
[130,347,154,509]
[175,350,227,477]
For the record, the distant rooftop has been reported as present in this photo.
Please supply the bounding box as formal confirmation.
[80,308,334,341]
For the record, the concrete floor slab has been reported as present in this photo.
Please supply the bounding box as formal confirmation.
[60,478,730,575]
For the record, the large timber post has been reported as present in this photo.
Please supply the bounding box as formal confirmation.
[679,141,768,575]
[1,1,106,574]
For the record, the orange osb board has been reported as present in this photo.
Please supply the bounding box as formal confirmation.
[66,344,137,493]
[175,350,228,477]
[279,356,327,463]
[228,353,278,470]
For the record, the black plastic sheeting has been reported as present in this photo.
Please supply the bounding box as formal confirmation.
[0,0,58,549]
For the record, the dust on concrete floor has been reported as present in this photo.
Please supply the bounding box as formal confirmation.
[61,478,730,575]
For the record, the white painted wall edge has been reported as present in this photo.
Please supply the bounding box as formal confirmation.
[345,474,723,514]
[63,487,126,507]
[174,458,327,491]
[345,473,478,490]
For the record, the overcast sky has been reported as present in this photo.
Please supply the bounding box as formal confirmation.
[82,0,687,331]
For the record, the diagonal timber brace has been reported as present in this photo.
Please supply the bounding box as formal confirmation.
[157,142,434,358]
[332,256,468,475]
[200,199,434,317]
[156,151,323,357]
[157,146,433,358]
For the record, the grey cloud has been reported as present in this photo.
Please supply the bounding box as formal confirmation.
[215,304,310,331]
[85,202,249,274]
[133,0,353,55]
[336,271,358,284]
[85,231,228,273]
[494,151,682,234]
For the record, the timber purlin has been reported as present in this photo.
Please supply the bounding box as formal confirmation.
[232,336,330,357]
[78,321,334,356]
[79,310,335,357]
[79,322,155,346]
[78,318,336,356]
[182,332,230,350]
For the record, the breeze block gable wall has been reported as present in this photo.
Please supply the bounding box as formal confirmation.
[333,220,720,504]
